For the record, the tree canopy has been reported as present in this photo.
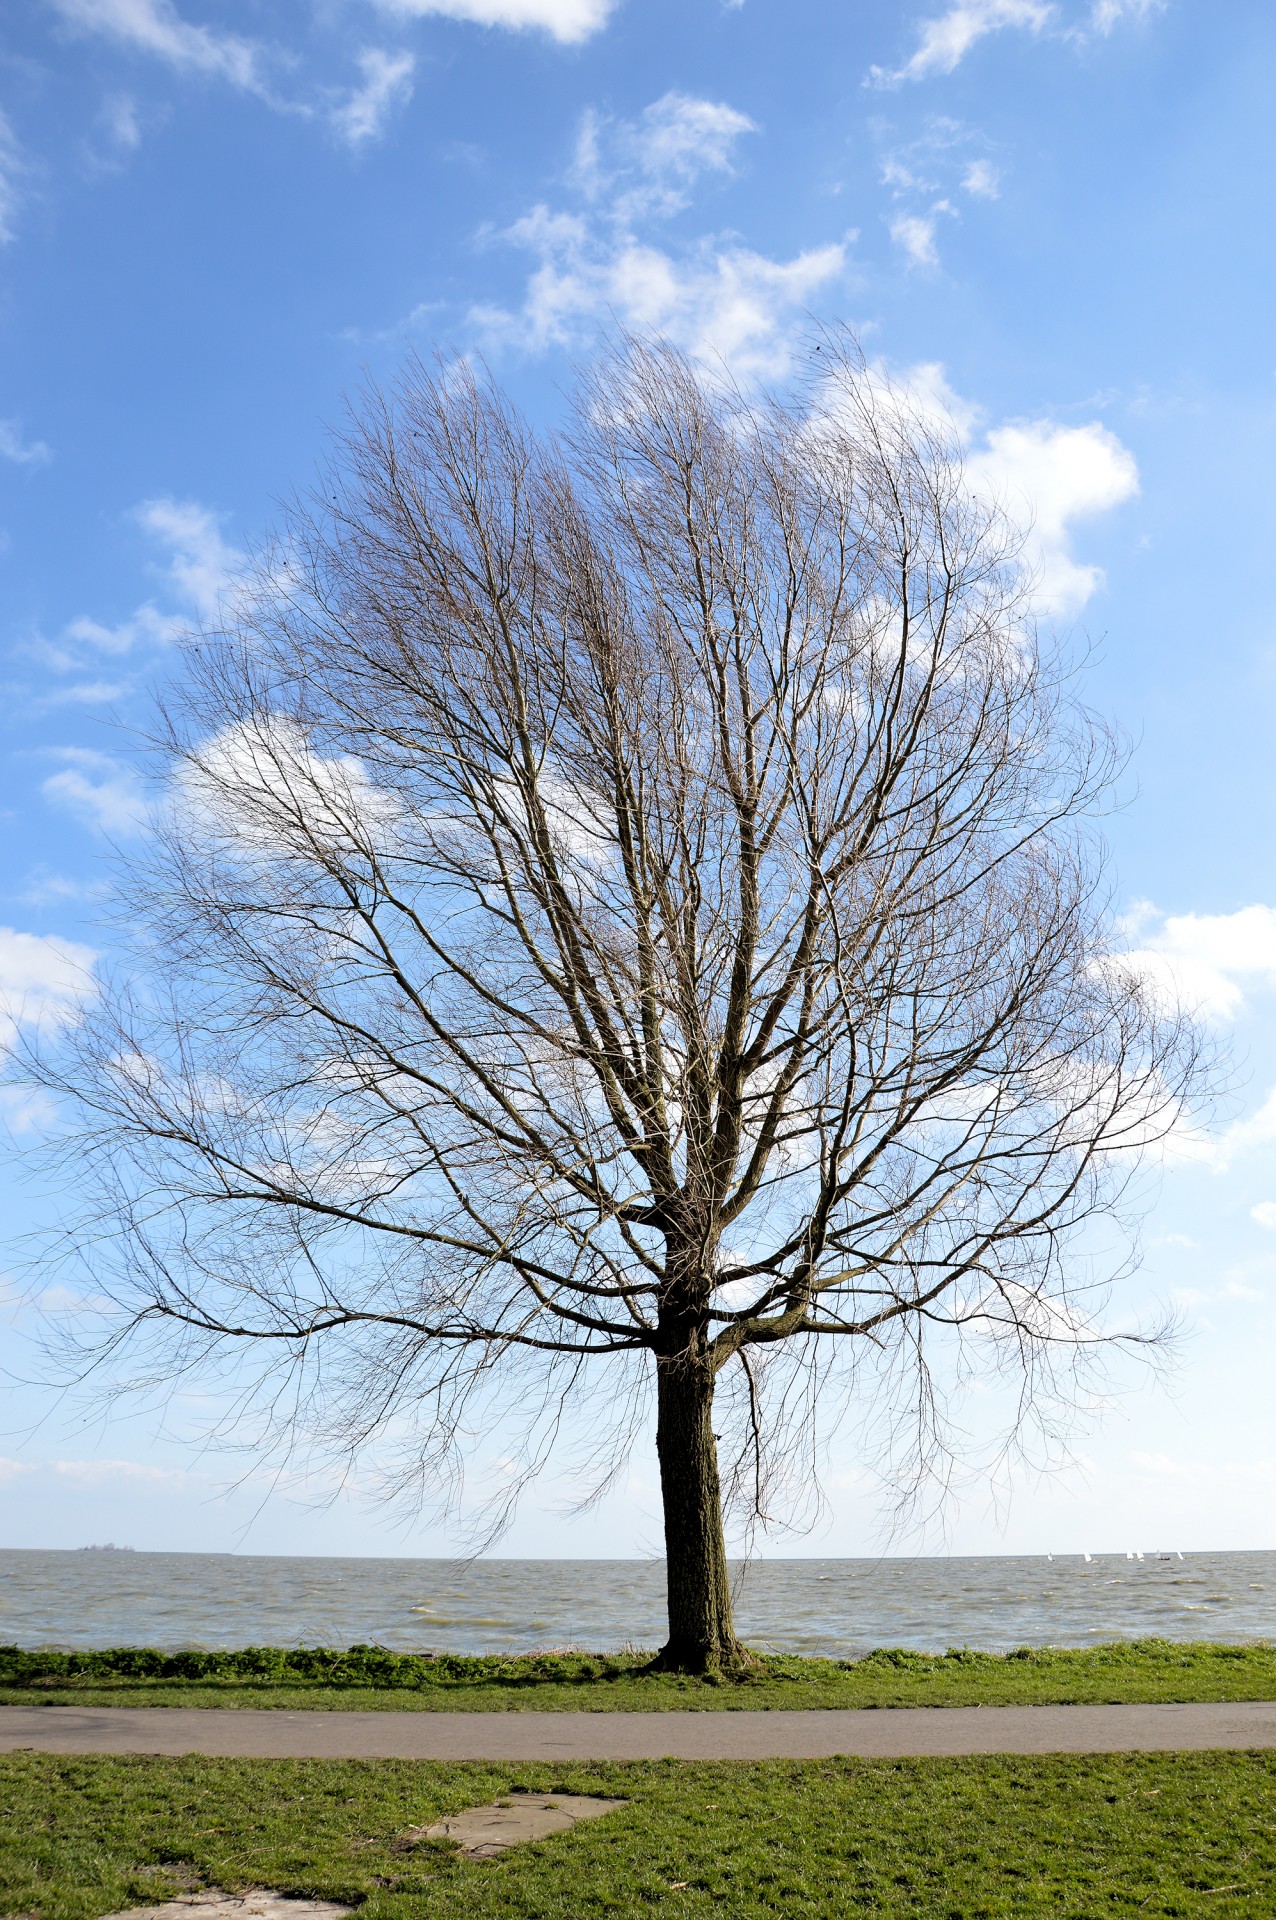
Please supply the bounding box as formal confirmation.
[31,336,1203,1667]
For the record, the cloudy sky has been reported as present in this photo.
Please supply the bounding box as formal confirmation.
[3,0,1276,1560]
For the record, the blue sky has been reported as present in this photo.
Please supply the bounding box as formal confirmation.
[3,0,1276,1561]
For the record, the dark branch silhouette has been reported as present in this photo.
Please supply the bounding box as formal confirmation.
[26,334,1205,1669]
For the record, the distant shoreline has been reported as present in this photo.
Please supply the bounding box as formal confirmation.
[4,1547,1263,1562]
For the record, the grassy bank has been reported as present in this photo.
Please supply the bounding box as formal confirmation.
[3,1747,1274,1918]
[3,1639,1276,1711]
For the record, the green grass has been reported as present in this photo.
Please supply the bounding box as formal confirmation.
[2,1748,1274,1919]
[3,1639,1276,1712]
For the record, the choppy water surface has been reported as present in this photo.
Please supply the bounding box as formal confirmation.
[2,1550,1274,1655]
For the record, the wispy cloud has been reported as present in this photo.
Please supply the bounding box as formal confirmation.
[52,497,243,666]
[41,747,148,836]
[50,0,269,93]
[474,92,850,381]
[870,0,1164,84]
[17,868,107,909]
[133,496,242,621]
[1090,0,1165,31]
[573,92,758,218]
[0,110,26,245]
[330,48,415,148]
[890,210,945,268]
[13,497,242,714]
[879,120,1002,269]
[85,92,144,170]
[0,1455,193,1487]
[1214,1089,1276,1170]
[963,157,1000,198]
[373,0,616,45]
[50,0,608,164]
[0,925,96,1049]
[102,92,142,150]
[0,421,50,467]
[52,1,423,149]
[870,0,1055,86]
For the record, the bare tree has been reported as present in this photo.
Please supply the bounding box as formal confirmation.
[30,336,1202,1670]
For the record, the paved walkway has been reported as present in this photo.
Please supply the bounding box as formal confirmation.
[3,1702,1276,1760]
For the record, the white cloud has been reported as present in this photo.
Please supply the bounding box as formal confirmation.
[1128,1449,1188,1476]
[890,211,941,268]
[135,496,242,619]
[571,91,758,223]
[51,1456,193,1484]
[177,713,400,864]
[103,92,142,149]
[0,110,25,246]
[0,926,96,1050]
[481,100,1126,579]
[870,0,1163,86]
[50,0,266,92]
[484,216,847,380]
[1171,1085,1276,1178]
[88,92,144,167]
[1252,1203,1276,1232]
[331,48,415,148]
[0,421,50,467]
[963,158,1000,198]
[966,416,1139,615]
[1170,1267,1269,1311]
[866,359,1137,617]
[1121,901,1276,1026]
[612,93,754,195]
[973,1274,1099,1344]
[41,748,148,835]
[18,868,106,909]
[1090,0,1164,30]
[60,608,174,658]
[41,681,132,711]
[373,0,615,42]
[476,93,847,381]
[877,123,1001,270]
[49,497,243,673]
[0,1085,60,1134]
[870,0,1055,85]
[1217,1089,1276,1166]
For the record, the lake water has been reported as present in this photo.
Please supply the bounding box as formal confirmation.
[2,1549,1274,1655]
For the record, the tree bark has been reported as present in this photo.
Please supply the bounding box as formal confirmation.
[654,1345,743,1670]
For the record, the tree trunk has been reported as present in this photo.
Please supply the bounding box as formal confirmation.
[654,1346,743,1670]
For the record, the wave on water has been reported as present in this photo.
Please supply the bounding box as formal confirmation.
[2,1550,1275,1655]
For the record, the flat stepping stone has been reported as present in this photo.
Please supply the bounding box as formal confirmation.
[103,1896,350,1920]
[413,1791,627,1858]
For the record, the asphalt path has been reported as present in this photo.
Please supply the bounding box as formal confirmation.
[3,1702,1276,1760]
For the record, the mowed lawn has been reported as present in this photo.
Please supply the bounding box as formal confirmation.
[3,1749,1275,1920]
[4,1640,1276,1712]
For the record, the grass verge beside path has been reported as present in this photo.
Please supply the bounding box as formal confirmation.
[3,1640,1276,1712]
[3,1747,1274,1919]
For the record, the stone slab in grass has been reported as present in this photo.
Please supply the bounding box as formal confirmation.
[104,1896,351,1920]
[411,1790,628,1859]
